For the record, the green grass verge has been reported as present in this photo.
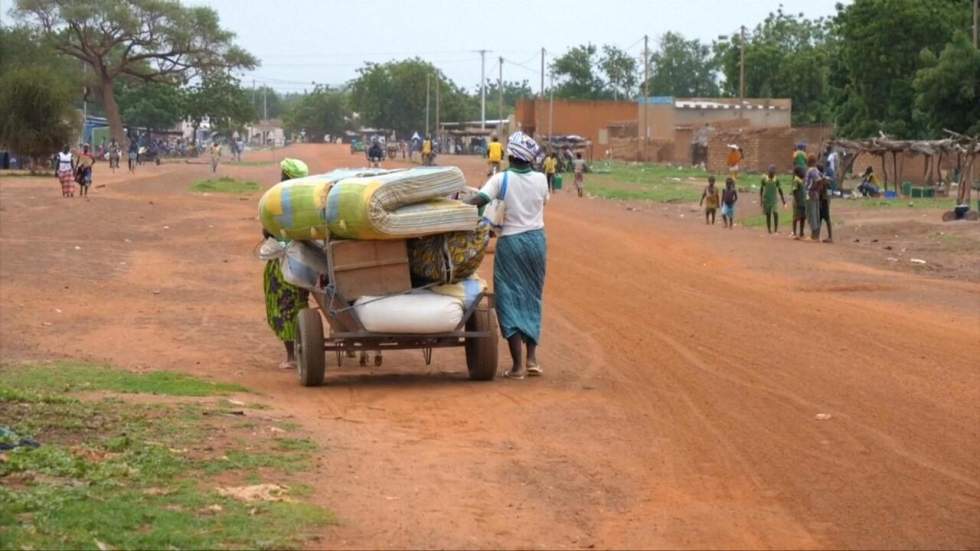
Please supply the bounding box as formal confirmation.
[0,362,331,549]
[190,176,260,194]
[230,160,276,167]
[856,197,955,209]
[581,161,769,204]
[1,361,245,396]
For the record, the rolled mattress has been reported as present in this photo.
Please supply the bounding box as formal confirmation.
[324,167,479,240]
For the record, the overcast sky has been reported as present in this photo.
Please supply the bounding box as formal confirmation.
[199,0,847,93]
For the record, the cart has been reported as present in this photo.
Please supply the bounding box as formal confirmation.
[292,252,499,387]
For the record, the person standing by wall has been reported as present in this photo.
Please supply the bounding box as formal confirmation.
[726,144,743,180]
[805,155,823,241]
[721,177,738,229]
[790,166,807,239]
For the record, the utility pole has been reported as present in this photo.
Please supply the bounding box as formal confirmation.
[540,48,545,97]
[263,87,268,120]
[739,25,746,104]
[435,77,441,146]
[548,70,554,143]
[498,56,504,135]
[641,34,649,161]
[425,73,431,136]
[478,50,488,129]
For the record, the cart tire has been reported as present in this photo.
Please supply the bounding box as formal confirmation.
[296,308,326,387]
[465,308,498,381]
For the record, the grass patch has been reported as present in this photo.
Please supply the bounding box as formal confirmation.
[190,176,260,194]
[230,160,276,167]
[1,361,245,396]
[584,162,709,203]
[0,363,331,549]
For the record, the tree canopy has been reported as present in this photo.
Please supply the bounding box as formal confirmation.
[282,87,350,141]
[601,45,638,100]
[182,75,256,142]
[647,32,719,98]
[116,81,185,132]
[913,31,980,136]
[0,67,80,168]
[14,0,256,145]
[551,44,608,100]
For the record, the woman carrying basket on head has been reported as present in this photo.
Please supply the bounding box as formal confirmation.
[466,131,549,380]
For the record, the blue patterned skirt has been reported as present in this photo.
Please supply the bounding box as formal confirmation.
[494,229,547,344]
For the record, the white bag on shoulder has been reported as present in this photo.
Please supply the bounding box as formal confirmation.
[481,171,509,234]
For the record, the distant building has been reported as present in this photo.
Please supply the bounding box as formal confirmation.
[246,119,285,146]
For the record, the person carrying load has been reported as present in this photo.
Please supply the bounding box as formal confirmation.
[261,158,311,370]
[465,131,549,380]
[486,134,504,176]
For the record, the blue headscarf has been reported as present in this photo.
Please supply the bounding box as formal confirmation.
[506,131,540,163]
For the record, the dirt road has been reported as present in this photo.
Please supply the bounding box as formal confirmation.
[2,144,978,549]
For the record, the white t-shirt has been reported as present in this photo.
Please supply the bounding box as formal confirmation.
[57,152,73,172]
[479,169,549,237]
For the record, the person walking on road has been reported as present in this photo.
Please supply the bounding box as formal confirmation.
[572,152,587,197]
[486,135,504,176]
[108,139,120,171]
[421,136,433,166]
[465,131,549,380]
[127,139,139,173]
[791,166,807,239]
[721,177,738,229]
[699,175,720,225]
[56,145,75,198]
[760,164,786,234]
[75,144,95,198]
[726,144,743,180]
[261,158,311,370]
[210,141,222,173]
[542,152,557,193]
[818,169,834,243]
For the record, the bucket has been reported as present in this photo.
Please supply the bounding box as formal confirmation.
[884,190,898,199]
[553,174,563,190]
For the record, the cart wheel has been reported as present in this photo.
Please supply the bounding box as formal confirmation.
[296,308,325,387]
[465,308,498,381]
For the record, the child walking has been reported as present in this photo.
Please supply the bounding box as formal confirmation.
[791,166,806,239]
[721,177,738,229]
[699,175,720,225]
[572,152,586,197]
[759,164,786,234]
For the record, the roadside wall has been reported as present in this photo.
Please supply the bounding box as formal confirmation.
[707,126,833,175]
[515,99,638,155]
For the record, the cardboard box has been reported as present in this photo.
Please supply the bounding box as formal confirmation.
[326,239,411,299]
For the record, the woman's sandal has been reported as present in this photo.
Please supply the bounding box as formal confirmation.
[503,367,527,380]
[279,360,297,370]
[526,362,543,377]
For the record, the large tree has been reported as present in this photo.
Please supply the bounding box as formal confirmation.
[282,87,350,141]
[647,32,719,98]
[914,31,980,136]
[350,59,470,136]
[0,67,80,169]
[551,44,608,100]
[834,0,971,138]
[182,74,256,144]
[14,0,256,146]
[600,45,638,100]
[116,81,185,132]
[713,10,832,124]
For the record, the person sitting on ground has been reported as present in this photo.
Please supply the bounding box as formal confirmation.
[464,131,549,380]
[721,177,738,229]
[263,158,311,371]
[486,134,504,176]
[75,144,95,198]
[542,152,557,192]
[572,152,587,198]
[699,175,720,225]
[760,164,786,234]
[858,166,880,197]
[791,166,807,240]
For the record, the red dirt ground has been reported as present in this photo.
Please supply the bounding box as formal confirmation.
[1,144,978,549]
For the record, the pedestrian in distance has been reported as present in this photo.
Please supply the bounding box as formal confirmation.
[792,143,808,173]
[210,141,222,173]
[464,131,549,380]
[127,138,138,173]
[791,166,807,239]
[699,175,720,225]
[760,164,786,234]
[818,169,834,243]
[108,139,120,171]
[572,152,587,197]
[75,144,95,198]
[542,152,557,193]
[726,144,743,180]
[721,176,738,229]
[486,134,504,176]
[56,145,75,198]
[804,155,823,241]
